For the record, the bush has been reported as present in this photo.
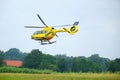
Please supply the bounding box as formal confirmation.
[0,66,55,74]
[116,71,120,75]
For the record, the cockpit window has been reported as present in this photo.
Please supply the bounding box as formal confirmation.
[33,30,48,34]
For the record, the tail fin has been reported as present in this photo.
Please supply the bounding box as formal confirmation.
[73,21,79,25]
[63,21,79,35]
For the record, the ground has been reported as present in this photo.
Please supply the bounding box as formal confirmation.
[0,73,120,80]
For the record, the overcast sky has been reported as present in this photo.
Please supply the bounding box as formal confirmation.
[0,0,120,59]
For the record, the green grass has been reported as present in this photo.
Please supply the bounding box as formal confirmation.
[0,73,120,80]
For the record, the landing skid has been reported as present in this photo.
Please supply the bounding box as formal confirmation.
[40,40,56,45]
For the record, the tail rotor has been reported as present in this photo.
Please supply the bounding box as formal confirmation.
[66,21,79,35]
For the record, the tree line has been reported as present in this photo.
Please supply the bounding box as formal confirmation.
[0,48,120,72]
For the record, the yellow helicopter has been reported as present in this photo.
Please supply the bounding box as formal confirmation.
[25,14,79,45]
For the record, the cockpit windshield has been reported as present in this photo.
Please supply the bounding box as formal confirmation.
[33,30,48,34]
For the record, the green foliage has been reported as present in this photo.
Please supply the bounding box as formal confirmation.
[0,48,120,73]
[57,58,67,72]
[0,50,4,66]
[88,54,110,72]
[55,54,74,72]
[4,48,27,61]
[23,49,57,71]
[116,71,120,75]
[39,54,57,71]
[23,49,42,69]
[71,57,95,72]
[108,58,120,72]
[0,66,54,74]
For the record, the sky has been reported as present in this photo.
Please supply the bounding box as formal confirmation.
[0,0,120,59]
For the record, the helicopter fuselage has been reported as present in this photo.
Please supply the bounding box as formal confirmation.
[31,25,78,41]
[31,27,57,40]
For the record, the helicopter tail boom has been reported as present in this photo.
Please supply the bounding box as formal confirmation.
[56,21,79,35]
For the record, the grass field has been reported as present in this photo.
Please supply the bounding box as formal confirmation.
[0,73,120,80]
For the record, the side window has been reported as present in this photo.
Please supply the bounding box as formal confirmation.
[34,30,48,34]
[44,30,48,33]
[41,31,43,34]
[38,31,41,34]
[34,31,37,34]
[36,32,38,34]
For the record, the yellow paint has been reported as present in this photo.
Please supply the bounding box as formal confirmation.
[31,25,78,41]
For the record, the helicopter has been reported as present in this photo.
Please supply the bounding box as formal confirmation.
[25,14,79,45]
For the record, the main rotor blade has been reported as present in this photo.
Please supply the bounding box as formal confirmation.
[24,26,44,28]
[37,14,48,27]
[52,24,72,27]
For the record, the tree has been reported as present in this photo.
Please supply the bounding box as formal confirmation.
[39,54,57,71]
[88,54,109,72]
[71,57,80,72]
[23,49,42,69]
[57,58,67,72]
[71,56,94,72]
[55,54,74,72]
[92,64,102,72]
[0,50,4,66]
[65,56,74,72]
[4,48,26,61]
[108,58,120,72]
